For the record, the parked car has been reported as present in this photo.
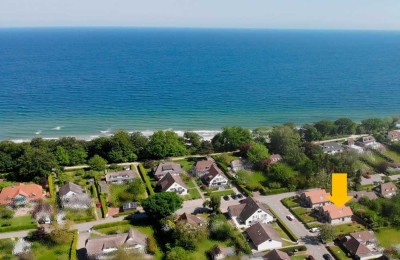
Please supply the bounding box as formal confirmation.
[286,215,295,221]
[236,194,243,199]
[231,194,237,199]
[309,227,320,233]
[223,195,230,201]
[323,254,333,260]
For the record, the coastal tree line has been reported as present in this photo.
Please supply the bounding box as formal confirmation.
[0,116,397,185]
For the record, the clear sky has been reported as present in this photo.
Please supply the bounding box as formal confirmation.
[1,0,400,30]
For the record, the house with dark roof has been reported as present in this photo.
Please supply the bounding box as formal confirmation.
[341,231,383,260]
[157,173,188,195]
[85,229,147,259]
[320,142,344,155]
[32,202,53,224]
[300,188,331,208]
[263,249,290,260]
[320,205,353,225]
[192,159,216,177]
[59,182,91,209]
[375,182,398,198]
[245,222,282,251]
[0,183,44,206]
[176,213,206,226]
[201,164,229,189]
[208,245,235,260]
[349,191,378,202]
[153,162,183,180]
[105,170,138,184]
[228,197,274,228]
[266,154,283,165]
[388,130,400,142]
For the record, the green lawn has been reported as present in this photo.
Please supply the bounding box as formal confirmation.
[291,208,317,224]
[209,189,235,197]
[96,222,163,259]
[282,197,301,208]
[0,215,36,227]
[0,238,15,259]
[188,238,231,260]
[188,188,202,200]
[175,159,195,172]
[246,171,268,190]
[375,228,400,248]
[327,245,351,260]
[382,148,400,162]
[65,208,95,223]
[32,241,71,260]
[333,223,367,236]
[291,254,309,260]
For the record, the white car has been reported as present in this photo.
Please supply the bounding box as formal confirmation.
[286,215,295,221]
[309,227,320,233]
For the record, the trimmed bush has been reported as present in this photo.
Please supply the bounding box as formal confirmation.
[0,223,37,233]
[280,245,307,253]
[69,230,78,260]
[138,164,155,195]
[92,220,130,230]
[48,175,55,198]
[147,237,157,255]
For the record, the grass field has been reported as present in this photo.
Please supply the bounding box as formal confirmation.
[291,254,309,260]
[209,189,235,197]
[375,228,400,248]
[327,245,351,260]
[0,215,35,227]
[188,238,232,260]
[333,223,366,236]
[32,241,71,260]
[0,238,15,259]
[175,159,196,172]
[382,148,400,162]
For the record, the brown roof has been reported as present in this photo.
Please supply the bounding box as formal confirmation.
[201,164,226,185]
[245,222,281,246]
[349,191,378,202]
[195,160,215,173]
[58,182,84,197]
[263,249,290,260]
[343,231,378,258]
[378,182,398,196]
[158,173,188,192]
[177,213,206,225]
[153,162,182,179]
[85,229,146,256]
[239,197,271,222]
[209,245,235,258]
[0,183,43,205]
[227,204,246,216]
[267,154,283,164]
[322,205,353,219]
[303,189,331,205]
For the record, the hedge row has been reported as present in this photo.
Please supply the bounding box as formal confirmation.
[114,210,140,217]
[372,149,394,163]
[279,245,307,253]
[138,164,155,195]
[48,175,56,198]
[268,207,298,242]
[0,223,37,233]
[94,181,108,218]
[263,187,289,195]
[92,220,130,230]
[69,230,78,260]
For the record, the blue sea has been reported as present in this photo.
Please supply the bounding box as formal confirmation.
[1,28,400,141]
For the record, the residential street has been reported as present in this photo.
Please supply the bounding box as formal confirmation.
[255,193,333,260]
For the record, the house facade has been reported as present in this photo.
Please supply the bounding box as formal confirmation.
[85,229,147,259]
[320,205,353,225]
[0,183,44,206]
[245,222,282,251]
[201,164,229,189]
[300,189,331,209]
[192,159,215,177]
[158,173,188,195]
[341,231,383,260]
[59,182,91,209]
[375,182,398,198]
[228,197,274,228]
[388,130,400,142]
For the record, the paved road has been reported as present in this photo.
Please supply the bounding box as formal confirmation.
[255,193,333,260]
[361,173,385,186]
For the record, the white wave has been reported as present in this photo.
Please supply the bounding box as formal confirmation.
[52,126,63,131]
[100,128,112,134]
[35,130,42,135]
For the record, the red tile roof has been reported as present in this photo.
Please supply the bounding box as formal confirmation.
[322,204,353,219]
[0,183,44,205]
[303,189,331,205]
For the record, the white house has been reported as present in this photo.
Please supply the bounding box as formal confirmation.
[201,164,229,189]
[228,197,274,228]
[245,222,282,251]
[158,173,188,195]
[58,182,91,209]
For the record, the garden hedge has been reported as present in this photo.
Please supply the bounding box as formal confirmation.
[268,207,298,242]
[138,164,155,195]
[92,220,130,230]
[48,175,56,199]
[0,223,37,233]
[69,230,78,260]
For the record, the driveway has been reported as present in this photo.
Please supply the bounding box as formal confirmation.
[361,173,385,186]
[254,193,333,260]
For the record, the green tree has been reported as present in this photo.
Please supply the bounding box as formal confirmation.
[147,131,187,159]
[126,178,146,200]
[269,125,301,156]
[314,120,336,137]
[129,132,149,159]
[49,223,74,244]
[198,141,214,155]
[183,131,202,154]
[108,131,137,163]
[334,118,356,135]
[88,155,107,171]
[166,247,191,260]
[203,194,221,213]
[269,163,298,189]
[212,126,252,152]
[142,192,183,219]
[172,221,207,250]
[301,124,322,142]
[247,143,269,164]
[17,147,58,181]
[209,214,234,240]
[319,224,335,243]
[360,118,386,134]
[55,146,70,166]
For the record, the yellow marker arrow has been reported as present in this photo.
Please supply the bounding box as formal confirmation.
[326,173,352,207]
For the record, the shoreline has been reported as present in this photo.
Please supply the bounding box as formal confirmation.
[5,129,223,143]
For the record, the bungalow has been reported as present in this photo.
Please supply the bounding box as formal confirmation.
[266,154,282,165]
[341,231,383,260]
[208,245,235,260]
[320,142,344,155]
[158,173,188,195]
[349,191,378,202]
[228,197,274,228]
[300,188,331,209]
[320,204,353,225]
[245,222,282,251]
[388,130,400,142]
[263,249,290,260]
[153,162,182,180]
[59,182,91,209]
[176,213,206,226]
[230,159,244,173]
[105,170,138,184]
[375,182,398,198]
[201,164,229,189]
[192,159,215,177]
[0,183,44,206]
[85,228,147,259]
